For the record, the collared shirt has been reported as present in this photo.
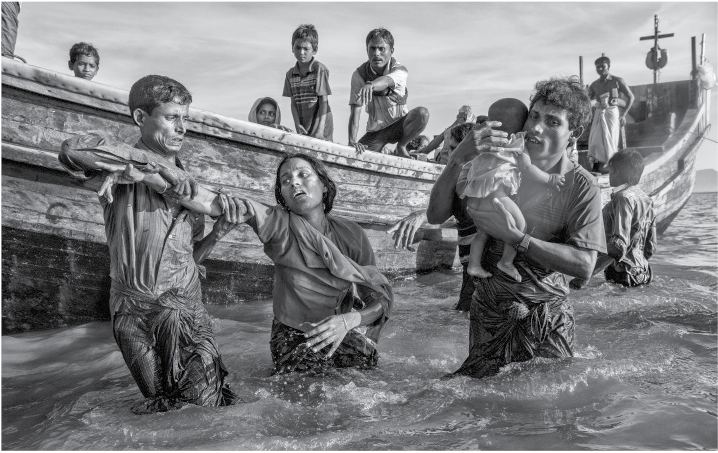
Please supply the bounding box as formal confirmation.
[349,59,409,132]
[283,58,332,133]
[483,154,607,297]
[99,142,205,311]
[589,74,621,107]
[603,183,656,275]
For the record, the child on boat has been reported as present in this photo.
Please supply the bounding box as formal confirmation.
[457,98,565,282]
[283,24,333,141]
[68,42,99,81]
[248,97,293,132]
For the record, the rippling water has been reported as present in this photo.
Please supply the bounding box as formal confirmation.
[3,193,716,450]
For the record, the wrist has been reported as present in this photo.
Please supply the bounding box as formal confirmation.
[514,233,531,254]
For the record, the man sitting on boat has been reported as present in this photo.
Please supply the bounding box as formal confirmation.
[587,54,635,173]
[57,75,247,413]
[348,28,429,158]
[571,149,656,288]
[428,76,607,378]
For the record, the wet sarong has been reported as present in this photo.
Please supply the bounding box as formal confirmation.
[588,105,619,166]
[111,282,237,413]
[270,319,378,374]
[453,276,574,378]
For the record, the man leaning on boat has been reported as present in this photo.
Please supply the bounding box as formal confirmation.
[57,75,248,414]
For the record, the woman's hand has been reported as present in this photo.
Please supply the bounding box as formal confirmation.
[467,198,523,246]
[449,120,509,167]
[304,313,358,357]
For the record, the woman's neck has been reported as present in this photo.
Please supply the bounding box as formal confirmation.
[302,209,328,234]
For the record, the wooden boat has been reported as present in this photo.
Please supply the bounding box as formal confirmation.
[1,33,711,333]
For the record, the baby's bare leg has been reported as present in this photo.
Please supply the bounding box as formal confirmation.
[491,190,526,282]
[465,197,493,278]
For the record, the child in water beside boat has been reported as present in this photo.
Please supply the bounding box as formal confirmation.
[457,98,565,282]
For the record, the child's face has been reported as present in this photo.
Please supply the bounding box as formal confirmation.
[69,55,99,80]
[292,39,316,64]
[256,103,277,126]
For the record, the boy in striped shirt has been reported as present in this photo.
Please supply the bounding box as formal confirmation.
[283,24,333,141]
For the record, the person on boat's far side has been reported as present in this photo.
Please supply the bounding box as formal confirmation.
[58,75,246,414]
[587,54,635,173]
[248,96,293,132]
[571,149,656,289]
[348,28,429,158]
[283,24,334,141]
[217,153,394,374]
[421,105,475,164]
[428,76,607,379]
[68,42,99,81]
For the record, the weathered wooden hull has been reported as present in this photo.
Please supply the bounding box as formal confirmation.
[1,58,457,333]
[1,58,710,333]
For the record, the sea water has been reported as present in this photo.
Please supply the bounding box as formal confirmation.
[2,193,716,450]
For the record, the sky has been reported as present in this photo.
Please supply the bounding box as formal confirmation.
[10,1,718,170]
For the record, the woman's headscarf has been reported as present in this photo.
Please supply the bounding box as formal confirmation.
[248,97,282,126]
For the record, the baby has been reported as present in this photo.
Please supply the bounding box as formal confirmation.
[457,98,564,282]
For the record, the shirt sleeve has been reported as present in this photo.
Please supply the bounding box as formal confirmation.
[245,199,289,246]
[606,194,633,261]
[315,63,332,96]
[282,70,293,97]
[386,63,408,96]
[349,70,364,106]
[565,176,608,254]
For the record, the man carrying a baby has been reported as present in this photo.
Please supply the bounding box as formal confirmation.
[427,76,607,379]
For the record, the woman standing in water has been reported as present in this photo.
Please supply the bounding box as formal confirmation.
[227,153,393,373]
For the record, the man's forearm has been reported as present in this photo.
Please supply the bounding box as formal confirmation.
[348,106,361,144]
[427,159,462,224]
[524,239,597,280]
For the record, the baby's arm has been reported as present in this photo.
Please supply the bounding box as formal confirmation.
[516,152,564,189]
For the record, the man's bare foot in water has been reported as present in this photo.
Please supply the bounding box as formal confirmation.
[467,264,492,279]
[497,260,521,282]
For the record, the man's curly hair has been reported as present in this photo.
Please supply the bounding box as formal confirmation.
[529,76,591,131]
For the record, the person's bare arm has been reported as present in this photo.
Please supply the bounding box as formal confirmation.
[313,95,328,139]
[471,198,597,279]
[516,153,565,190]
[193,197,254,264]
[290,98,307,135]
[420,132,446,156]
[387,210,427,250]
[427,121,509,224]
[348,104,365,154]
[616,76,635,125]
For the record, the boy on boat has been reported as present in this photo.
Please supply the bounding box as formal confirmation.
[58,75,247,413]
[283,24,333,141]
[348,28,429,158]
[587,54,634,172]
[68,42,99,81]
[571,149,656,288]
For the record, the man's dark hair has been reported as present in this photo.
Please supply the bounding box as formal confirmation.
[475,115,489,125]
[407,135,429,151]
[365,28,394,50]
[128,75,192,118]
[529,76,591,131]
[275,153,337,214]
[450,122,474,143]
[595,55,611,66]
[292,24,318,51]
[609,149,645,185]
[69,42,100,65]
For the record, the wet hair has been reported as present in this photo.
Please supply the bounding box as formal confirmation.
[450,122,474,143]
[407,135,430,151]
[292,24,318,51]
[128,75,192,119]
[475,115,489,125]
[609,149,644,185]
[529,76,591,131]
[366,28,394,50]
[595,55,611,66]
[255,97,279,114]
[488,98,529,135]
[274,152,337,214]
[69,42,100,65]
